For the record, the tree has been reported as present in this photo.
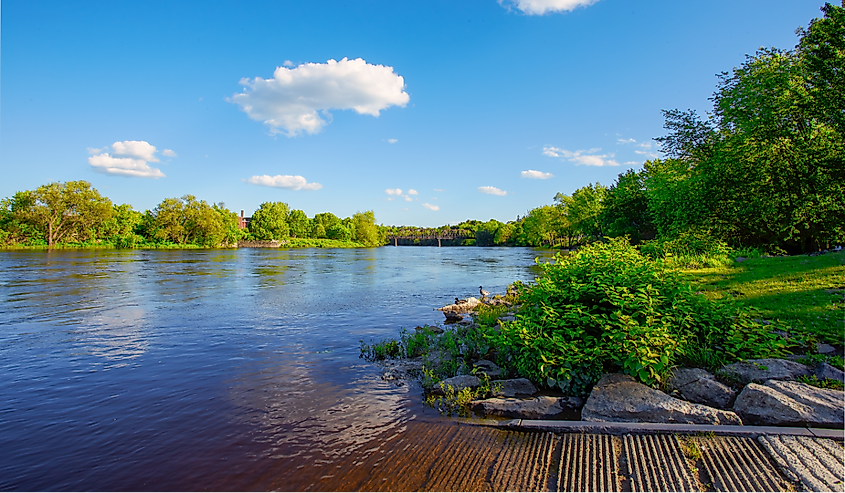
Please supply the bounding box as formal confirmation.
[151,195,228,246]
[797,3,845,135]
[601,169,654,243]
[16,181,113,247]
[351,211,380,246]
[326,223,352,241]
[312,212,340,238]
[249,202,290,240]
[287,209,310,238]
[568,183,607,242]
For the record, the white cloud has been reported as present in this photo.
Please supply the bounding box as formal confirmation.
[434,188,445,192]
[111,140,160,162]
[407,189,418,195]
[247,174,322,190]
[478,186,507,196]
[385,188,402,195]
[283,60,294,67]
[521,169,554,179]
[404,196,413,202]
[635,150,659,159]
[624,161,640,165]
[422,203,440,211]
[387,138,398,144]
[543,146,619,167]
[638,141,653,149]
[618,138,636,144]
[500,0,600,15]
[88,154,166,179]
[230,58,410,136]
[87,140,170,178]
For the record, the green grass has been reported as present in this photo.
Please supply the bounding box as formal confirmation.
[677,251,845,345]
[284,238,368,248]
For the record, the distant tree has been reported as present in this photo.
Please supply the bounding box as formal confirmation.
[312,212,341,238]
[797,3,845,135]
[15,181,113,247]
[287,209,310,238]
[326,223,352,241]
[213,203,244,246]
[568,183,607,241]
[351,211,380,246]
[600,169,654,243]
[249,202,290,240]
[151,195,227,246]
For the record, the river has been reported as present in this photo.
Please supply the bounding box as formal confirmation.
[0,246,555,491]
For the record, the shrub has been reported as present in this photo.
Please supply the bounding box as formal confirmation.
[640,230,733,268]
[491,237,787,394]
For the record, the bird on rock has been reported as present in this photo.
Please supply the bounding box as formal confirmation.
[479,286,490,299]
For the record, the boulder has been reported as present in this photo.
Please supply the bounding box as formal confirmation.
[415,325,444,334]
[816,343,836,354]
[669,368,737,409]
[473,359,502,379]
[470,395,581,419]
[719,358,811,385]
[491,378,537,398]
[436,297,480,314]
[430,375,480,395]
[442,310,463,322]
[733,380,844,427]
[582,373,742,425]
[814,362,845,383]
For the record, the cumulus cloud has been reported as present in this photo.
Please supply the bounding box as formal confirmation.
[422,203,440,211]
[247,174,322,190]
[478,186,507,196]
[635,150,659,159]
[407,189,418,195]
[638,141,653,149]
[499,0,600,15]
[618,138,636,144]
[521,169,554,179]
[434,188,445,192]
[387,138,398,144]
[230,58,410,136]
[385,188,402,195]
[87,140,170,178]
[624,161,640,165]
[542,146,619,167]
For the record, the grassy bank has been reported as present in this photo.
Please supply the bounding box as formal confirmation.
[678,251,844,345]
[1,238,371,250]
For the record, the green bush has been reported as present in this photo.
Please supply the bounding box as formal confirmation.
[491,238,787,394]
[640,230,733,268]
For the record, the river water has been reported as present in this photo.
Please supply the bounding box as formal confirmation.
[0,247,555,491]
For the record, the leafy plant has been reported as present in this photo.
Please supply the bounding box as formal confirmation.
[797,375,844,390]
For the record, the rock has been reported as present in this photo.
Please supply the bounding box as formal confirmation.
[816,343,836,354]
[498,315,516,323]
[436,297,480,314]
[735,256,747,262]
[719,358,811,385]
[733,380,844,427]
[582,373,742,425]
[442,310,463,321]
[415,325,444,334]
[470,395,579,419]
[430,375,481,395]
[473,359,502,379]
[669,368,737,409]
[491,378,537,397]
[380,357,423,382]
[814,362,845,383]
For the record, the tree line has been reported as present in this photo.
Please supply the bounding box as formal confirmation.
[441,4,844,255]
[0,183,384,248]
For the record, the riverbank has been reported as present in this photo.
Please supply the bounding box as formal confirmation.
[361,244,844,427]
[0,237,370,250]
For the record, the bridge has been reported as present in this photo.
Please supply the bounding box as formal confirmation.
[386,229,474,247]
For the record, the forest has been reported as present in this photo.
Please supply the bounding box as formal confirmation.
[2,4,842,254]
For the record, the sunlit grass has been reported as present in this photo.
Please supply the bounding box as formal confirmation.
[677,251,844,345]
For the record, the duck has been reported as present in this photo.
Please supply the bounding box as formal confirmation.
[479,286,490,299]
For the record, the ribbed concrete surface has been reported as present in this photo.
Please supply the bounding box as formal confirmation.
[557,434,620,492]
[693,436,787,492]
[622,434,698,492]
[758,435,845,492]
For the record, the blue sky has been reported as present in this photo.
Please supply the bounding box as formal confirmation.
[1,0,827,227]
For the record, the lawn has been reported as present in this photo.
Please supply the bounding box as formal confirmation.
[677,251,845,346]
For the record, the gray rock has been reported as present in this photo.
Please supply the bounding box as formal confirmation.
[491,378,537,397]
[473,359,502,379]
[415,325,444,334]
[733,380,844,427]
[719,358,811,385]
[442,310,463,321]
[669,368,737,409]
[430,375,481,395]
[816,343,836,354]
[735,256,747,262]
[470,395,576,419]
[582,373,742,425]
[814,362,845,382]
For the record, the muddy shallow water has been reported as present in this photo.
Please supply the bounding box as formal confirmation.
[0,247,555,491]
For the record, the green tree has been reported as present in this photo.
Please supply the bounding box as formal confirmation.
[249,202,290,240]
[213,203,244,246]
[351,211,380,246]
[16,181,113,247]
[287,209,311,238]
[568,183,607,242]
[312,212,340,238]
[101,203,144,248]
[797,3,845,135]
[601,169,654,243]
[326,223,352,241]
[151,195,228,246]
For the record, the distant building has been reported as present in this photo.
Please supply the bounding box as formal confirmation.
[238,210,251,230]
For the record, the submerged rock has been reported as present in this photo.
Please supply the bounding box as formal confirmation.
[581,373,742,425]
[491,378,537,398]
[733,380,844,427]
[669,368,737,409]
[470,395,580,419]
[719,358,811,386]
